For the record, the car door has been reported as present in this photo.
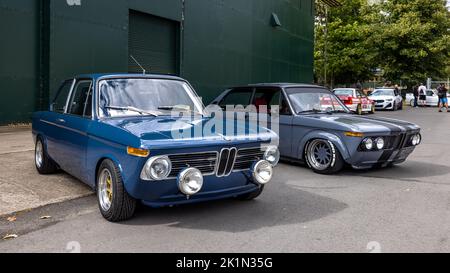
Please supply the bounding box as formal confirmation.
[49,79,92,180]
[57,79,94,180]
[43,79,76,166]
[426,90,437,106]
[277,91,294,157]
[250,87,282,127]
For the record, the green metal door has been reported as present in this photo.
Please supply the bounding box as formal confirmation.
[128,10,179,75]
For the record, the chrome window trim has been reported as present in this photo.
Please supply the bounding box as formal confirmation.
[61,79,76,114]
[96,77,205,119]
[65,79,94,119]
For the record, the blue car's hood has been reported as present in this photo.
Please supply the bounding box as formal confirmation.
[301,114,420,133]
[102,116,278,148]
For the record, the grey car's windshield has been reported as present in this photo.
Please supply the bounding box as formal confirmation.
[285,88,350,114]
[371,89,394,96]
[98,78,203,117]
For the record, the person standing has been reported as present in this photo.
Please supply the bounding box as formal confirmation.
[356,81,362,90]
[437,83,448,112]
[418,83,427,107]
[413,84,419,108]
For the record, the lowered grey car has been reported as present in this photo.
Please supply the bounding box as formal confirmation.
[211,84,422,174]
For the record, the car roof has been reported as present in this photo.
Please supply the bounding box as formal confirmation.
[230,83,326,89]
[74,73,185,81]
[374,88,395,91]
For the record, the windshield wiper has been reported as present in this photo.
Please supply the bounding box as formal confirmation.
[105,106,159,117]
[298,109,329,115]
[329,110,350,114]
[158,106,203,116]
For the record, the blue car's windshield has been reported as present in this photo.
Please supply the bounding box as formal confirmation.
[285,88,350,114]
[98,78,203,118]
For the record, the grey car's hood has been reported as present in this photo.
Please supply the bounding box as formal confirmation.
[302,114,420,133]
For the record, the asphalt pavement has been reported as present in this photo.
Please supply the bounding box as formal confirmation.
[0,107,449,253]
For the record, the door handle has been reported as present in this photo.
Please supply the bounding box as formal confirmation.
[57,118,66,123]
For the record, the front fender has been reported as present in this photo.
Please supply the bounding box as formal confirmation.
[296,131,350,161]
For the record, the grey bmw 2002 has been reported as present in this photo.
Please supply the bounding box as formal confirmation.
[211,84,422,174]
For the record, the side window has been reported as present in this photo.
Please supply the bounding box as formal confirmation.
[280,94,292,115]
[219,88,253,108]
[68,80,93,117]
[252,88,281,113]
[52,80,73,113]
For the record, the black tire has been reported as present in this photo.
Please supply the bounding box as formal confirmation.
[97,159,136,222]
[35,137,58,174]
[305,139,345,175]
[357,104,363,115]
[392,102,397,111]
[399,101,403,110]
[236,186,265,201]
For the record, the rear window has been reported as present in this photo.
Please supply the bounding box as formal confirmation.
[334,89,353,96]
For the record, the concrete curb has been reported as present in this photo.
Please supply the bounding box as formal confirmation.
[0,192,94,218]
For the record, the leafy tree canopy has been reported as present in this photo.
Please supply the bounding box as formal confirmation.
[315,0,450,87]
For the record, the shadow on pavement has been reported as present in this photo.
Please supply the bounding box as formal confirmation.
[341,160,450,181]
[120,182,348,232]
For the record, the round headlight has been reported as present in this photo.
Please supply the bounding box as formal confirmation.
[178,168,203,196]
[251,160,273,185]
[412,135,418,146]
[363,138,374,150]
[264,146,280,166]
[415,134,422,145]
[375,137,385,150]
[412,134,422,146]
[140,156,172,181]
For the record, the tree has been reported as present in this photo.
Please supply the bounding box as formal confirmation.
[314,0,376,87]
[366,0,450,86]
[314,0,450,87]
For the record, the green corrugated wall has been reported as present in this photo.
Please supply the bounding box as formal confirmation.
[0,0,314,125]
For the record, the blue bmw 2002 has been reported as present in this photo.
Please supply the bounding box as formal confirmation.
[212,83,422,174]
[32,74,279,221]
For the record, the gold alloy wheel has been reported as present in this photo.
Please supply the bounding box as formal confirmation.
[99,168,113,211]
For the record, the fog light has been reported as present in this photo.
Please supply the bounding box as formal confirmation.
[362,138,374,150]
[252,160,273,185]
[178,168,203,196]
[264,146,280,166]
[375,137,385,150]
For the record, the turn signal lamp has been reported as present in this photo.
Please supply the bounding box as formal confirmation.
[345,132,364,138]
[127,147,150,157]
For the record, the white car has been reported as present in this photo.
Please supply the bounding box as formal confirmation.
[406,89,450,107]
[368,88,403,111]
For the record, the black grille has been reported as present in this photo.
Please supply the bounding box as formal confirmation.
[234,147,266,171]
[168,152,218,178]
[217,148,237,177]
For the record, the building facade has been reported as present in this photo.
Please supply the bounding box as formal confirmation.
[0,0,315,125]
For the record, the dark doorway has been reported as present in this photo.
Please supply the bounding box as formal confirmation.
[128,10,179,75]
